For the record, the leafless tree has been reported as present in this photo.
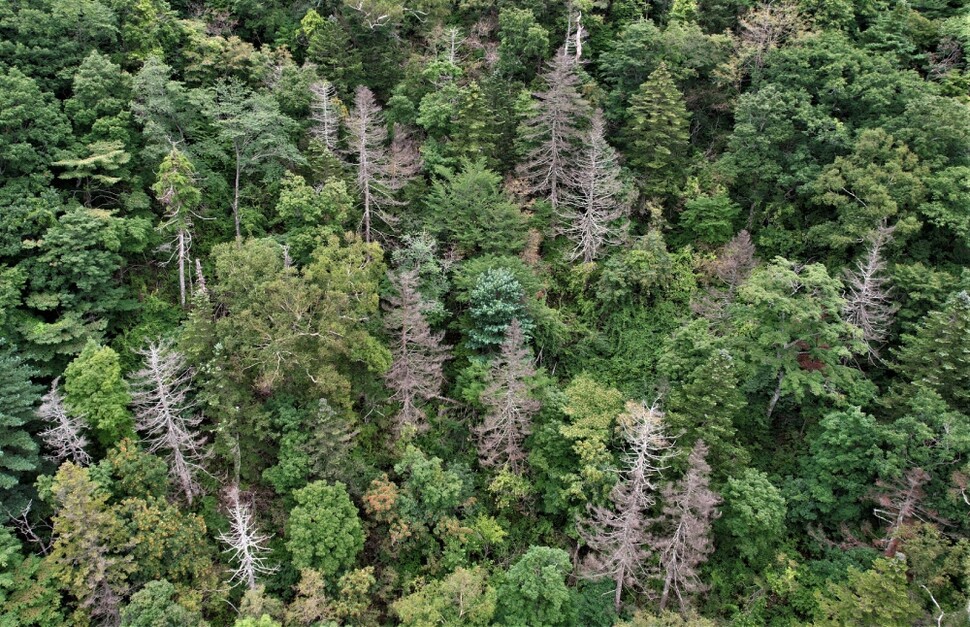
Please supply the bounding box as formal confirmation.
[516,50,591,210]
[579,400,674,612]
[653,440,720,613]
[344,86,421,243]
[310,80,341,152]
[843,224,896,359]
[475,320,540,472]
[37,378,91,466]
[384,269,450,436]
[736,2,804,74]
[692,230,757,319]
[218,485,277,589]
[129,339,209,503]
[559,110,630,262]
[873,467,935,558]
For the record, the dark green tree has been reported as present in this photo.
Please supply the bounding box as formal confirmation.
[0,343,40,516]
[623,63,690,199]
[495,546,576,627]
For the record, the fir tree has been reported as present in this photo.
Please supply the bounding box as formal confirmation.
[0,343,40,516]
[624,63,691,199]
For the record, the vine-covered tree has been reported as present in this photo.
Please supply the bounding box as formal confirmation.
[152,146,201,307]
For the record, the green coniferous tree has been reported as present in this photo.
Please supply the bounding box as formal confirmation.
[0,343,40,516]
[623,63,691,200]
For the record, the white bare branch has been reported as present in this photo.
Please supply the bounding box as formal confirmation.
[37,378,91,466]
[129,339,209,503]
[218,485,277,589]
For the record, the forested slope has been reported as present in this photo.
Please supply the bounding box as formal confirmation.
[1,0,969,624]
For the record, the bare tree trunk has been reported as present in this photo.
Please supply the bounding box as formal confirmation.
[766,367,784,420]
[233,148,242,240]
[178,229,187,307]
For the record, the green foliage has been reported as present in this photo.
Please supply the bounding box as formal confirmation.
[720,469,786,567]
[467,268,533,351]
[623,63,691,199]
[64,340,133,447]
[393,566,497,626]
[286,481,364,578]
[893,291,970,414]
[423,159,526,257]
[495,546,577,627]
[497,8,550,82]
[0,343,40,515]
[679,193,741,246]
[815,558,922,626]
[121,580,207,627]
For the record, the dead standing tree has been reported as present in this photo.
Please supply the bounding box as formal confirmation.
[37,378,91,466]
[218,485,277,589]
[309,80,341,152]
[652,440,721,613]
[129,339,209,503]
[843,224,896,360]
[344,86,421,243]
[559,110,630,262]
[475,319,540,472]
[516,49,591,211]
[579,400,674,612]
[384,268,450,436]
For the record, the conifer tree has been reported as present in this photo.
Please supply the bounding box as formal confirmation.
[580,401,674,612]
[652,440,720,612]
[893,291,970,414]
[0,343,40,516]
[128,339,208,503]
[152,146,201,307]
[843,224,896,359]
[344,86,421,243]
[383,269,450,436]
[559,110,630,262]
[516,50,591,210]
[624,63,691,199]
[475,320,540,472]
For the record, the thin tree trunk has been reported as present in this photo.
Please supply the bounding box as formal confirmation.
[766,367,784,420]
[233,148,242,240]
[177,229,186,307]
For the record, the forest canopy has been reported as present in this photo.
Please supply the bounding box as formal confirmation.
[1,0,969,625]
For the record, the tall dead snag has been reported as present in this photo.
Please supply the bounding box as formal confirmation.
[693,229,757,320]
[560,110,630,262]
[344,86,421,243]
[37,378,91,466]
[475,320,540,472]
[843,224,896,359]
[873,467,934,558]
[309,80,341,152]
[580,401,673,612]
[218,485,277,589]
[653,440,720,613]
[129,339,208,503]
[384,269,450,436]
[516,49,591,211]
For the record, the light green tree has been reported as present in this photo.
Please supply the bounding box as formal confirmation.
[286,481,364,579]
